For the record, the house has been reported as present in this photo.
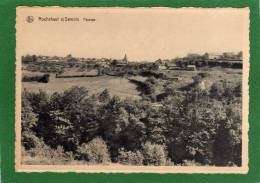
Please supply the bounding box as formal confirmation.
[222,52,243,61]
[208,53,222,60]
[99,62,110,68]
[83,61,97,69]
[158,65,167,70]
[186,65,196,71]
[115,63,127,67]
[166,63,180,70]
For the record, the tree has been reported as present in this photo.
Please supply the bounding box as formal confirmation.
[164,83,176,96]
[118,148,144,165]
[34,87,90,151]
[142,142,166,166]
[32,54,37,62]
[121,114,146,151]
[21,96,37,132]
[61,86,88,109]
[192,75,202,85]
[98,89,110,103]
[39,74,50,83]
[210,82,225,100]
[77,137,111,164]
[144,77,158,95]
[22,54,37,63]
[213,104,242,166]
[102,105,129,159]
[162,92,219,164]
[237,51,243,60]
[79,97,102,143]
[21,97,39,150]
[21,81,242,166]
[143,108,167,144]
[24,89,49,114]
[203,52,209,60]
[234,82,242,97]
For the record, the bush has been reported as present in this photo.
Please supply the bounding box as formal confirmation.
[142,142,166,166]
[22,134,74,165]
[223,85,234,99]
[22,74,50,83]
[234,82,242,97]
[39,74,50,83]
[164,84,176,96]
[77,137,111,164]
[22,131,42,150]
[21,97,37,132]
[198,72,210,78]
[192,75,202,84]
[165,158,175,166]
[118,148,144,165]
[182,160,202,166]
[210,82,224,99]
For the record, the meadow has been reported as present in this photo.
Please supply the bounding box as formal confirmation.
[22,73,142,99]
[22,67,242,100]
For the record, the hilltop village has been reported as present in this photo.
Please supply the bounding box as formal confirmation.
[22,52,242,78]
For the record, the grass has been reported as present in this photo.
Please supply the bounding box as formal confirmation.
[22,73,142,99]
[161,67,242,91]
[22,67,242,100]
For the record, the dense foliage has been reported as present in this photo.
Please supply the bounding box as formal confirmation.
[22,78,242,166]
[22,74,50,83]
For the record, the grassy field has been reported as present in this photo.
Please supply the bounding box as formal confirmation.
[161,67,242,91]
[22,73,142,99]
[22,67,242,99]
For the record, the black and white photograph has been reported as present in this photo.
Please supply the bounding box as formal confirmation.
[16,7,249,173]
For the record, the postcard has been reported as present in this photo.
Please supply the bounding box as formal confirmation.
[15,7,249,173]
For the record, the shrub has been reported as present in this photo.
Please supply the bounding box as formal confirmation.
[39,74,50,83]
[22,131,42,150]
[22,74,50,83]
[164,84,176,96]
[22,134,74,165]
[77,137,111,164]
[148,94,157,102]
[22,75,41,82]
[118,148,144,165]
[213,108,242,167]
[210,82,224,99]
[198,72,210,78]
[21,97,37,132]
[223,85,234,99]
[98,89,110,102]
[182,160,202,166]
[234,82,242,97]
[165,158,175,166]
[192,75,202,84]
[142,142,166,166]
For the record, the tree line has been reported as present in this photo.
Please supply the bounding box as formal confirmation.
[21,80,242,166]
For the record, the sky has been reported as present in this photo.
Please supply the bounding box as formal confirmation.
[16,7,249,61]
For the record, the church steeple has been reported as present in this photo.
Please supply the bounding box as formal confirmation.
[123,54,128,63]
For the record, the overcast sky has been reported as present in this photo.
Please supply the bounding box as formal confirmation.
[17,7,249,61]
